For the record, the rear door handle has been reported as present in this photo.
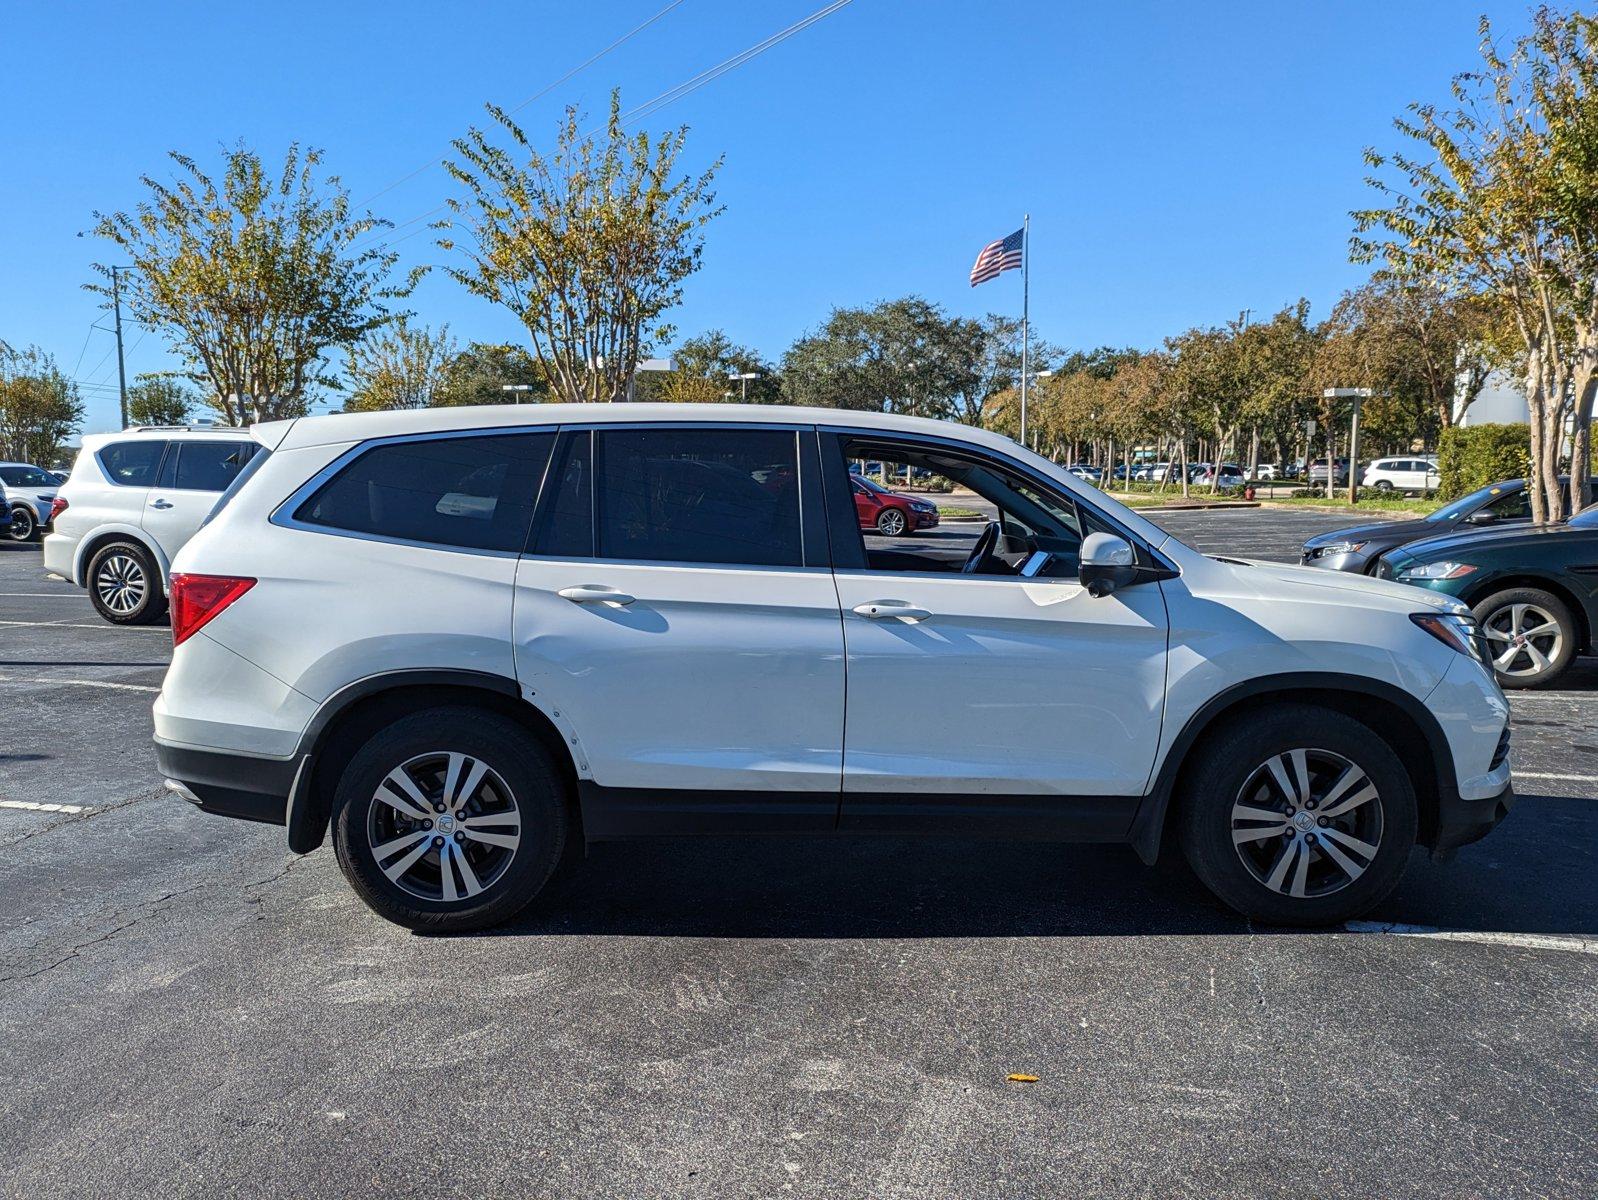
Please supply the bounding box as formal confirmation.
[150,499,174,510]
[558,584,636,606]
[853,600,931,622]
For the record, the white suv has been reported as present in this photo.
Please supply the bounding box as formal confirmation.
[155,405,1514,931]
[44,426,261,624]
[1362,456,1440,494]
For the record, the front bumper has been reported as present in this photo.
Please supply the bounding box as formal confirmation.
[1433,780,1515,859]
[156,739,298,826]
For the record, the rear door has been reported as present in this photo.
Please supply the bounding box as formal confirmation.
[141,439,258,564]
[511,424,844,829]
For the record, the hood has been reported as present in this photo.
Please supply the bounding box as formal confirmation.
[1384,520,1577,564]
[1216,556,1465,613]
[1303,517,1436,549]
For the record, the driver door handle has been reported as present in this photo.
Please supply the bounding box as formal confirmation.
[853,600,932,622]
[558,585,636,606]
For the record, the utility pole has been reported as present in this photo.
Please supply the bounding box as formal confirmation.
[112,265,129,429]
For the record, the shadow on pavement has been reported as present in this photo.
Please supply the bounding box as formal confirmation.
[484,788,1598,941]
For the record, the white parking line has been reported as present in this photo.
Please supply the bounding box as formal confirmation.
[0,620,167,631]
[1514,771,1598,784]
[0,799,91,814]
[0,674,159,693]
[1346,921,1598,955]
[0,592,77,596]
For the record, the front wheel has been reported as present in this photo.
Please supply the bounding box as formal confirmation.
[1473,587,1576,689]
[876,507,908,537]
[332,707,570,932]
[1178,704,1416,926]
[7,505,36,542]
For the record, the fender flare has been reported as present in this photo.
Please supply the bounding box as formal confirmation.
[1126,671,1459,865]
[284,668,521,853]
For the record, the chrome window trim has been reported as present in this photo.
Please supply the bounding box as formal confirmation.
[268,424,560,560]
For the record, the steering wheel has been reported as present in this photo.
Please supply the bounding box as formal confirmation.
[962,520,1002,575]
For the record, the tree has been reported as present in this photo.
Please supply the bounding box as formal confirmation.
[0,345,83,465]
[126,375,194,425]
[442,91,722,404]
[950,315,1059,428]
[91,143,410,425]
[344,321,459,412]
[436,343,549,407]
[649,330,780,404]
[1354,9,1598,519]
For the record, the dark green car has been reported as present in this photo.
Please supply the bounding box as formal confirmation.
[1377,505,1598,688]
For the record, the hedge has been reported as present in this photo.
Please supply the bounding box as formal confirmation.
[1436,423,1531,500]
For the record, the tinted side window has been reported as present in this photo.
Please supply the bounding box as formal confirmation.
[595,428,802,567]
[1486,490,1532,520]
[98,440,168,487]
[295,433,554,553]
[172,441,257,492]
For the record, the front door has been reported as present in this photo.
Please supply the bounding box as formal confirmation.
[819,432,1169,830]
[512,425,844,831]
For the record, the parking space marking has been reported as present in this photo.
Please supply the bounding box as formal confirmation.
[1346,921,1598,955]
[0,620,168,631]
[0,677,160,693]
[1514,770,1598,784]
[0,799,91,814]
[0,592,78,596]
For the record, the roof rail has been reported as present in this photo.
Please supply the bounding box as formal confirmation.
[123,423,240,433]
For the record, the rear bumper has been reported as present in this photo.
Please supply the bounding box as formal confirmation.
[155,739,297,826]
[1432,780,1514,860]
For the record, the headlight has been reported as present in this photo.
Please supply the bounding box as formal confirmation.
[910,501,935,513]
[1397,560,1478,581]
[1411,612,1485,662]
[1315,540,1367,557]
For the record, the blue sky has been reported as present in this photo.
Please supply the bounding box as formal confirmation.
[1,0,1535,434]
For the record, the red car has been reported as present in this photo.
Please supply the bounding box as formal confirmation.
[851,474,941,537]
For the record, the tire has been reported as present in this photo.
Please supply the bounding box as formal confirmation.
[7,505,36,542]
[86,540,168,625]
[1374,479,1393,493]
[1472,587,1577,689]
[1177,703,1417,927]
[876,507,909,537]
[332,707,570,933]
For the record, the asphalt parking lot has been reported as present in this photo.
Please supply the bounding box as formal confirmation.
[2,507,1596,1199]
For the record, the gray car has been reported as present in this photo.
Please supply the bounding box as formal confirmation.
[1300,476,1598,574]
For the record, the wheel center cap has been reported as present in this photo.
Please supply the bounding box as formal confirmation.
[1293,811,1316,832]
[436,813,456,833]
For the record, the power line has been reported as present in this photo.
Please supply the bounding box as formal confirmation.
[361,0,855,254]
[352,0,688,211]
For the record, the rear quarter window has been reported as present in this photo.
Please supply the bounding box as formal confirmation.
[292,432,555,553]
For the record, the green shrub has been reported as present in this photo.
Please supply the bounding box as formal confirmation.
[1437,424,1530,500]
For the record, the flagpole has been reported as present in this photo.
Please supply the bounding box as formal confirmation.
[1020,213,1030,447]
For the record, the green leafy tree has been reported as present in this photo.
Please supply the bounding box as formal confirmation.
[126,375,195,425]
[648,330,780,404]
[436,343,550,407]
[345,320,459,412]
[0,345,84,464]
[1354,8,1598,518]
[442,91,723,404]
[91,143,411,425]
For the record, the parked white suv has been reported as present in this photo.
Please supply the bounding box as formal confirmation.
[43,426,261,624]
[1,462,63,542]
[1362,456,1440,494]
[155,405,1513,931]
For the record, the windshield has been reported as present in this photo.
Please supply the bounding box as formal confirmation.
[853,474,893,495]
[1571,506,1598,530]
[0,465,56,488]
[1428,481,1521,523]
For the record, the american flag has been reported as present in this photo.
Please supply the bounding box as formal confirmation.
[969,227,1024,286]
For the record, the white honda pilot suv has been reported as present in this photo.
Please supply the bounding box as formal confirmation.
[155,405,1513,931]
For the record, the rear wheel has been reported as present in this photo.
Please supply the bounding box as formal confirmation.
[1373,479,1393,493]
[87,540,168,625]
[332,707,570,932]
[1178,704,1416,926]
[1472,587,1576,689]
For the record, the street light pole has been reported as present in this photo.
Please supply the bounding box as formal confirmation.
[729,371,760,402]
[1323,388,1373,505]
[500,384,537,404]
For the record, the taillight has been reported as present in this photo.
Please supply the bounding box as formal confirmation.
[169,573,255,646]
[49,497,68,522]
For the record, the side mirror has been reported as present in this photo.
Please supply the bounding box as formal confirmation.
[1079,532,1138,597]
[1466,511,1498,526]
